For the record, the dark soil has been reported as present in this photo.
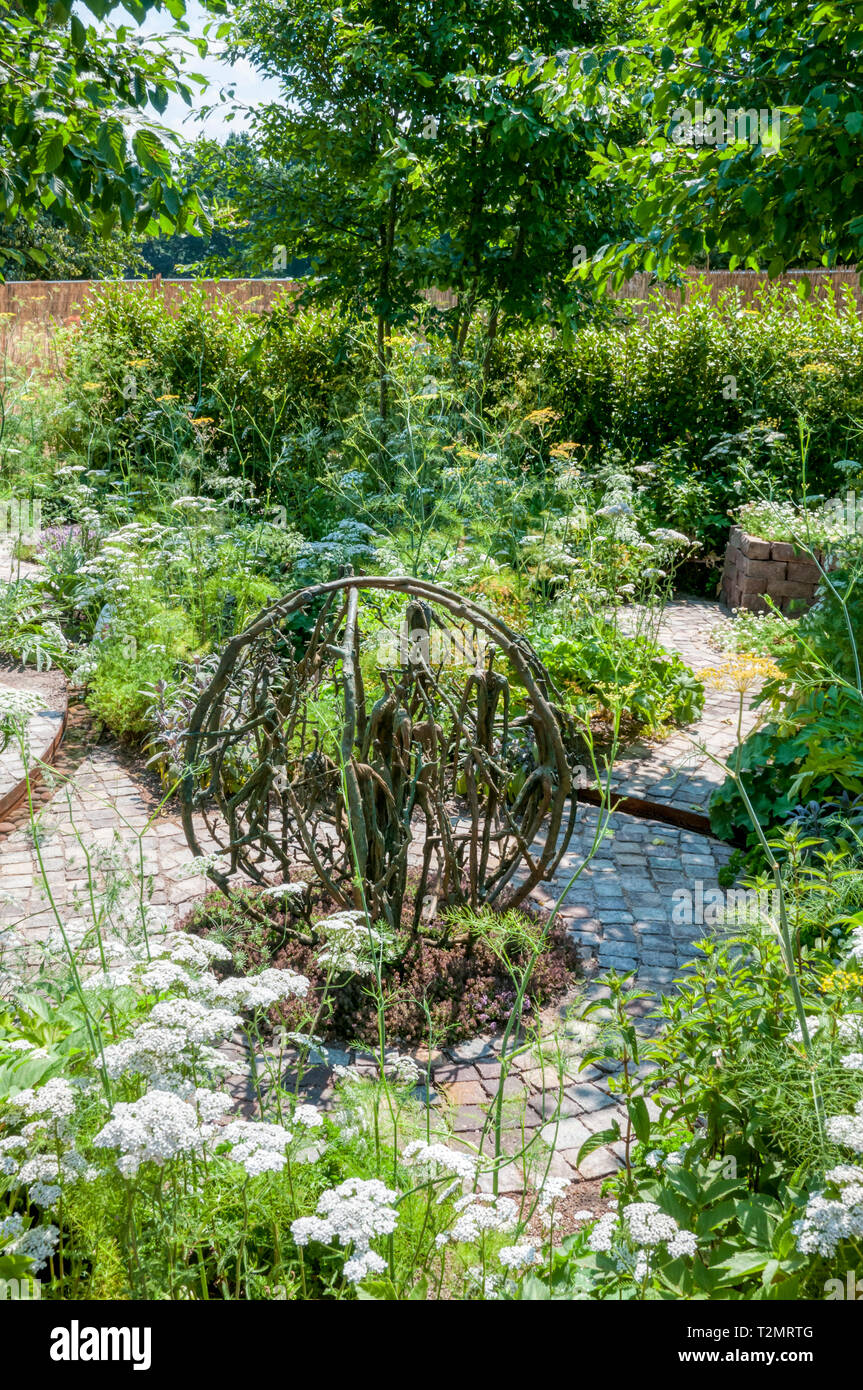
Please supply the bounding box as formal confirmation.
[183,886,581,1048]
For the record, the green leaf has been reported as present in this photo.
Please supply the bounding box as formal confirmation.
[628,1095,651,1145]
[576,1123,621,1165]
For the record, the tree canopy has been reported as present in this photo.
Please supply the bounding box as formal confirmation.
[224,0,638,358]
[535,0,863,283]
[0,0,221,273]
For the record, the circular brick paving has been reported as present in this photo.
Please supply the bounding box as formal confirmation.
[0,597,759,1189]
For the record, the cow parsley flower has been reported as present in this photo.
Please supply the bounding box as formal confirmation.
[786,1017,822,1045]
[793,1181,863,1257]
[290,1177,399,1282]
[315,910,396,977]
[13,1078,78,1137]
[208,967,309,1009]
[28,1181,61,1207]
[386,1054,422,1086]
[826,1097,863,1152]
[1,1212,60,1271]
[498,1243,538,1271]
[343,1249,387,1283]
[587,1209,618,1253]
[18,1150,97,1187]
[624,1203,681,1248]
[137,959,197,994]
[667,1230,698,1258]
[148,998,241,1042]
[291,1104,323,1129]
[152,933,233,969]
[449,1194,517,1243]
[587,1201,698,1272]
[402,1140,477,1181]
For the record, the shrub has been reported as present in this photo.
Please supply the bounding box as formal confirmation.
[536,621,705,734]
[56,285,367,494]
[709,561,863,851]
[487,282,863,557]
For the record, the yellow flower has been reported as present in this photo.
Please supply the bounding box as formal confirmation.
[155,394,180,403]
[550,441,581,460]
[126,358,149,368]
[523,407,560,426]
[82,382,101,392]
[801,361,838,376]
[190,416,214,425]
[696,656,783,694]
[820,967,863,994]
[19,394,35,402]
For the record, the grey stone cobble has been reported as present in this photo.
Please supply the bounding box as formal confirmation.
[0,596,761,1192]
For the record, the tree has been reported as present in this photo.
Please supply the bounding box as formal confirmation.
[0,0,219,273]
[539,0,863,283]
[227,0,636,407]
[137,134,309,277]
[0,210,145,279]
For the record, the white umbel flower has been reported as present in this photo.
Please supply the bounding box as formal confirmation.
[290,1177,399,1282]
[92,1090,217,1175]
[402,1140,477,1180]
[498,1243,538,1271]
[220,1119,294,1176]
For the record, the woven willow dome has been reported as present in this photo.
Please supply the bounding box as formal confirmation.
[179,575,581,930]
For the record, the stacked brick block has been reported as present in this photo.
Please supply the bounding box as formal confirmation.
[721,526,823,614]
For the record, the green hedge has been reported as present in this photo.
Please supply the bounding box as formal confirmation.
[57,284,367,483]
[484,282,863,551]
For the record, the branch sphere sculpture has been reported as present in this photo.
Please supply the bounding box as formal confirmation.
[179,575,581,930]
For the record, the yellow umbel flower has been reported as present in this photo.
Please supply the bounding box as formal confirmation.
[550,441,581,460]
[696,655,783,694]
[820,967,863,995]
[523,407,560,426]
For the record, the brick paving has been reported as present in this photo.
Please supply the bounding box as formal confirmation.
[0,597,762,1189]
[610,598,761,815]
[0,666,66,811]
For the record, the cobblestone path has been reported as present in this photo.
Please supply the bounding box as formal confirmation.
[0,597,758,1189]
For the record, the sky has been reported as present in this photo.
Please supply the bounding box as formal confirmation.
[117,0,283,142]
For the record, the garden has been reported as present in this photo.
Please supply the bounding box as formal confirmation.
[0,0,862,1322]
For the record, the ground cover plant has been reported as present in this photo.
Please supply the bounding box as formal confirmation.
[2,0,863,1324]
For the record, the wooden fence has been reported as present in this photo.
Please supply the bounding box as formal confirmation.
[614,267,863,314]
[1,268,859,373]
